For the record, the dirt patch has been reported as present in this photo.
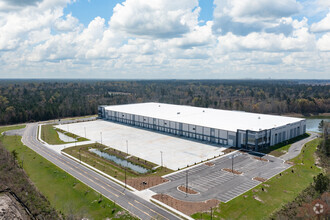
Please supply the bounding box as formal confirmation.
[178,185,199,195]
[253,156,268,162]
[253,177,267,182]
[223,148,237,154]
[204,162,214,167]
[285,161,295,165]
[222,168,242,175]
[152,194,220,216]
[126,176,168,190]
[239,149,250,154]
[0,193,31,220]
[253,195,264,203]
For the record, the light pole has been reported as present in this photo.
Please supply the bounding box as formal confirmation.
[79,148,81,163]
[186,170,188,197]
[124,166,127,189]
[232,155,234,172]
[210,207,213,220]
[160,151,163,168]
[84,127,86,138]
[100,132,102,145]
[126,140,128,155]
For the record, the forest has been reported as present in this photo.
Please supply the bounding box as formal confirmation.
[0,79,329,125]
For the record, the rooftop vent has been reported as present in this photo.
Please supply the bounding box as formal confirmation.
[177,112,180,114]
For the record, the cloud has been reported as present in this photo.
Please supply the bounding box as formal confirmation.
[317,33,330,51]
[109,0,199,38]
[216,17,315,52]
[317,0,330,8]
[228,0,300,19]
[0,0,329,79]
[310,12,330,33]
[213,0,300,36]
[54,13,79,31]
[0,0,71,11]
[1,0,42,6]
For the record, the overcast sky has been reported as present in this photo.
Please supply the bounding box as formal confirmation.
[0,0,329,79]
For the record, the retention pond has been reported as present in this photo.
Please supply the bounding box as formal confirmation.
[89,148,149,174]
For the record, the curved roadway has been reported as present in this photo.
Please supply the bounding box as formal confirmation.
[19,123,180,220]
[280,132,319,161]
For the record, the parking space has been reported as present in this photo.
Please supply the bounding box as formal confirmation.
[151,152,291,203]
[55,120,227,170]
[215,179,259,202]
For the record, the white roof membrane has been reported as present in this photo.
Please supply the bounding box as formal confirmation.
[104,102,304,132]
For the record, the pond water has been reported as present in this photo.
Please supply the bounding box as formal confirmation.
[57,131,76,142]
[89,148,149,174]
[305,118,330,132]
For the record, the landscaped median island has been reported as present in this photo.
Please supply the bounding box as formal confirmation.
[0,126,136,220]
[41,124,88,145]
[62,143,173,190]
[191,138,322,219]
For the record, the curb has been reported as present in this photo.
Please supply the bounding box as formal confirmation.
[150,198,193,220]
[61,151,137,192]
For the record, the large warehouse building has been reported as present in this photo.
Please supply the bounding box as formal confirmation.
[98,103,306,151]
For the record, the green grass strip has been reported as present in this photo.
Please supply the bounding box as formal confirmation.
[63,144,173,181]
[192,138,322,220]
[261,133,310,157]
[0,126,136,220]
[0,124,26,134]
[41,124,88,145]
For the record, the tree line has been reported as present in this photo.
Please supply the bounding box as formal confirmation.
[0,79,329,125]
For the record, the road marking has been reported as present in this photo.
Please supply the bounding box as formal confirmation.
[134,200,169,220]
[31,142,120,198]
[128,202,154,219]
[50,150,126,196]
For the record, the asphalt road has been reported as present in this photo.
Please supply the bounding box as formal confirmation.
[151,152,290,203]
[280,132,319,161]
[15,123,180,220]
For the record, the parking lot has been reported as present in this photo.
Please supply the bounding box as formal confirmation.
[55,120,227,170]
[151,152,291,203]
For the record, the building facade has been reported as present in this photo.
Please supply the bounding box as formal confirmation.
[98,103,306,151]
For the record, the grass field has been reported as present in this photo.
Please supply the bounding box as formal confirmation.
[192,138,322,220]
[260,133,310,157]
[0,126,135,220]
[0,124,26,134]
[41,124,88,145]
[63,144,173,181]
